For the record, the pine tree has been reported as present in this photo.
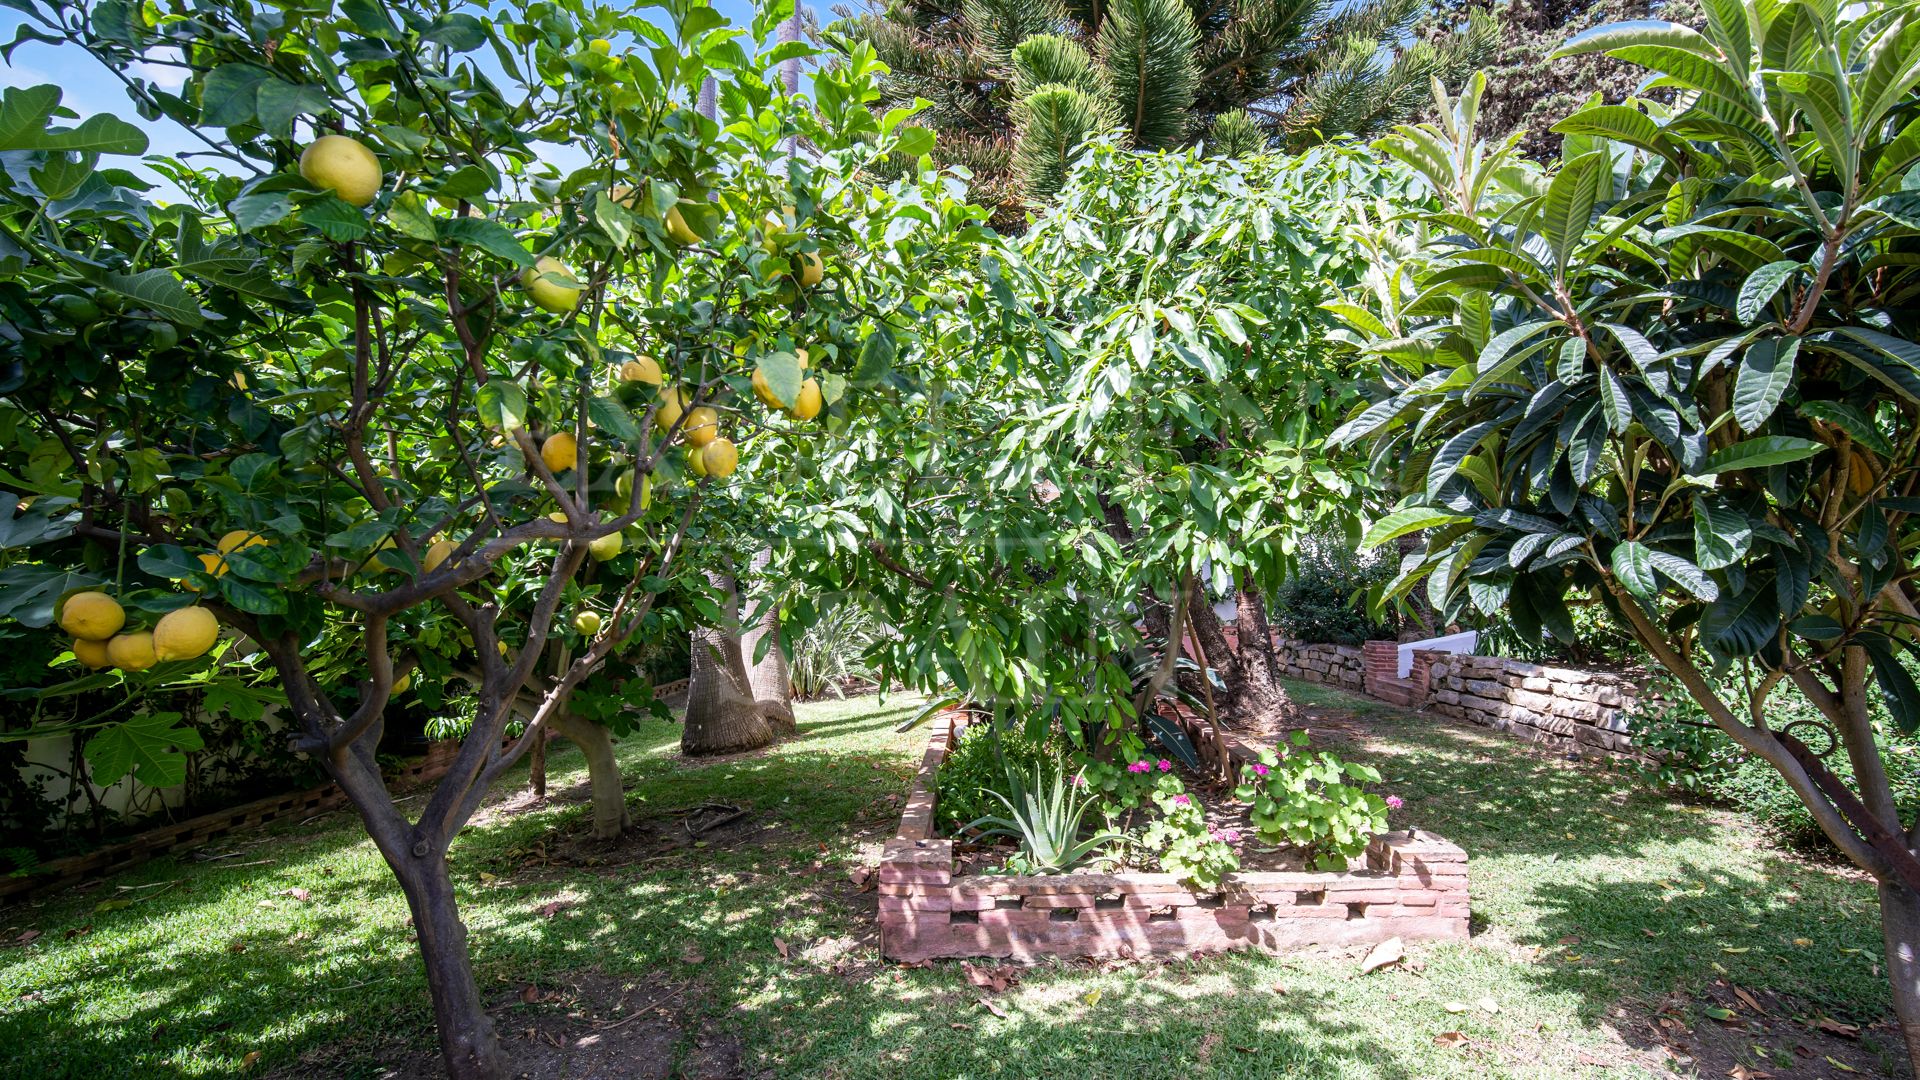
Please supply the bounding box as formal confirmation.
[835,0,1496,208]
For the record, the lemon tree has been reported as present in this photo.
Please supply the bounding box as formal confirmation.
[0,0,940,1075]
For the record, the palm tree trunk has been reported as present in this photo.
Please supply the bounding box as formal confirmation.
[743,548,795,735]
[683,571,775,756]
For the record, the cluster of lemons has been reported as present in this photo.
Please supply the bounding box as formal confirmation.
[58,591,219,673]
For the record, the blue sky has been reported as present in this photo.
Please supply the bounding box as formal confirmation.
[0,1,773,192]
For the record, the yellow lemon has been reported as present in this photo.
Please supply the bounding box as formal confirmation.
[655,387,690,432]
[72,638,112,669]
[574,611,602,636]
[424,539,458,573]
[589,531,624,561]
[107,631,157,672]
[58,591,125,641]
[588,38,611,55]
[217,530,269,555]
[299,135,383,207]
[615,471,634,501]
[701,437,738,479]
[794,250,824,288]
[665,202,702,246]
[522,256,582,314]
[153,606,219,662]
[797,347,810,369]
[541,432,580,474]
[620,356,662,385]
[751,365,783,409]
[182,552,229,593]
[686,444,709,478]
[683,406,719,446]
[789,378,823,421]
[393,672,412,694]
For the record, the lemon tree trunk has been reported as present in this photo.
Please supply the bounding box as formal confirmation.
[548,711,630,840]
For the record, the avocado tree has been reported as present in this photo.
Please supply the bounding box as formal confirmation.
[1327,3,1920,1061]
[0,0,939,1075]
[773,138,1403,777]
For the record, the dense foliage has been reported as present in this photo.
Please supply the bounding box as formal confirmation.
[1329,0,1920,1054]
[1269,534,1401,645]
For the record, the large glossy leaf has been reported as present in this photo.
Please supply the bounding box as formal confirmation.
[1611,540,1658,598]
[1539,151,1610,269]
[1699,435,1823,473]
[1735,260,1799,324]
[1732,336,1799,431]
[1361,507,1471,549]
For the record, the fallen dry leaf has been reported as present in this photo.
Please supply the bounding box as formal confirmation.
[242,1050,261,1069]
[1360,936,1404,975]
[1815,1016,1861,1038]
[976,995,1007,1019]
[520,983,540,1004]
[13,929,39,946]
[1477,997,1500,1014]
[962,961,1017,993]
[535,900,570,919]
[1825,1056,1859,1073]
[773,937,790,961]
[1444,1002,1469,1014]
[947,1022,970,1031]
[279,887,311,902]
[679,944,705,965]
[1729,1065,1773,1079]
[1731,986,1765,1014]
[1434,1031,1466,1048]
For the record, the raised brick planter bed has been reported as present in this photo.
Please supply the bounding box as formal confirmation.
[879,715,1470,962]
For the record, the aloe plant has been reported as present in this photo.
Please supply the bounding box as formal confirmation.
[962,763,1125,874]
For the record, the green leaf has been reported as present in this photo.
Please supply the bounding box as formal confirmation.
[299,196,370,241]
[1693,497,1751,571]
[1732,337,1799,431]
[1798,400,1893,456]
[477,381,528,432]
[1361,507,1470,550]
[587,396,640,445]
[106,270,205,327]
[1648,550,1719,601]
[0,84,146,153]
[1736,261,1799,324]
[84,712,205,787]
[1539,151,1610,269]
[760,350,804,410]
[442,218,534,267]
[1611,540,1657,598]
[386,192,438,242]
[198,64,271,128]
[1700,436,1824,474]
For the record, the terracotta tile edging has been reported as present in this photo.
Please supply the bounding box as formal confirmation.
[879,713,1470,962]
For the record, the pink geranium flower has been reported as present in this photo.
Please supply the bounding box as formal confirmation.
[1157,759,1172,772]
[1172,794,1191,807]
[1385,794,1404,810]
[1220,828,1240,843]
[1071,773,1088,787]
[1127,760,1152,774]
[1253,763,1270,777]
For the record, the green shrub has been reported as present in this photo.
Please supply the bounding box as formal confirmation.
[1633,679,1920,854]
[935,722,1063,834]
[1270,536,1399,646]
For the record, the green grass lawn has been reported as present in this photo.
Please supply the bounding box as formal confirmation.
[0,686,1905,1078]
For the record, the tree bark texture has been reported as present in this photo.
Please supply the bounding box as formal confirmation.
[549,710,630,840]
[743,548,796,735]
[1880,881,1920,1069]
[683,571,776,755]
[390,852,504,1080]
